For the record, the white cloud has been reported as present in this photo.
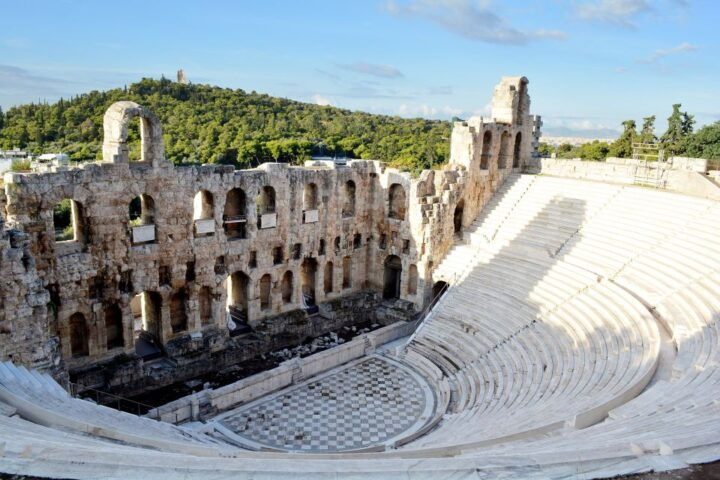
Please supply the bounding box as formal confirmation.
[641,42,699,63]
[312,94,333,106]
[397,103,464,118]
[336,62,404,79]
[575,0,651,28]
[386,0,565,45]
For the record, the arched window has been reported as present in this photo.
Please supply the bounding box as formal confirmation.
[281,271,293,304]
[170,290,188,333]
[342,256,352,289]
[104,304,124,350]
[342,180,356,217]
[260,274,272,311]
[324,261,334,293]
[454,200,464,236]
[301,258,318,301]
[513,132,522,168]
[53,199,86,243]
[193,190,215,236]
[129,194,156,244]
[257,186,276,229]
[303,183,319,223]
[303,183,318,210]
[480,130,492,170]
[408,264,418,295]
[198,286,213,326]
[223,188,247,240]
[383,255,402,299]
[69,313,89,357]
[388,183,406,220]
[334,236,341,253]
[353,233,362,249]
[498,131,511,169]
[227,271,249,320]
[318,238,326,256]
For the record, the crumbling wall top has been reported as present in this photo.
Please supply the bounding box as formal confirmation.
[102,101,166,168]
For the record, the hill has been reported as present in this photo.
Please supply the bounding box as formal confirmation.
[0,77,452,173]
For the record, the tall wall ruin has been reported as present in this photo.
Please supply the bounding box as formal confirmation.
[0,76,540,385]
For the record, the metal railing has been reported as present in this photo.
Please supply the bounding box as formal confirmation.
[68,382,156,417]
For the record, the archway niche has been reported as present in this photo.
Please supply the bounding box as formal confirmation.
[281,271,293,304]
[301,258,318,302]
[193,190,215,236]
[303,183,319,223]
[407,264,418,295]
[324,261,334,294]
[129,194,156,244]
[259,274,272,311]
[198,286,213,326]
[257,186,277,229]
[513,132,522,168]
[388,183,406,220]
[170,290,188,333]
[431,281,449,306]
[53,199,86,243]
[342,180,356,217]
[131,291,162,340]
[383,255,403,300]
[104,304,124,350]
[498,131,511,169]
[454,199,464,236]
[227,271,250,321]
[480,130,492,170]
[69,312,89,357]
[223,187,247,240]
[342,256,352,289]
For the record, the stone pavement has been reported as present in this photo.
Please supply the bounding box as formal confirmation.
[213,356,434,451]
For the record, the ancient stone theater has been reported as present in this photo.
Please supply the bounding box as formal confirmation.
[1,77,719,479]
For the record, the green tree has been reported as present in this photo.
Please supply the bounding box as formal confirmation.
[639,115,656,144]
[609,120,637,158]
[684,121,720,161]
[537,142,553,157]
[661,104,694,155]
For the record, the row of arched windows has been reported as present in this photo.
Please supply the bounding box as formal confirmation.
[53,180,408,246]
[480,130,523,170]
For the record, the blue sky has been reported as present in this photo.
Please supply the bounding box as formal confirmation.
[1,0,718,137]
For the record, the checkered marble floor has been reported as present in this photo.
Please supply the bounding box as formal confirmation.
[215,356,433,452]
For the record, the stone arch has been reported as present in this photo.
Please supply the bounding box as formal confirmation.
[53,199,86,244]
[431,280,449,307]
[227,271,250,321]
[223,187,247,240]
[69,312,89,357]
[281,271,294,304]
[481,130,492,170]
[257,186,276,214]
[198,286,213,326]
[301,258,318,301]
[303,183,318,210]
[170,290,188,333]
[259,274,272,311]
[102,101,165,166]
[388,183,406,220]
[383,255,403,299]
[408,264,418,295]
[342,180,356,217]
[513,132,522,168]
[193,190,214,220]
[498,131,511,169]
[104,304,124,350]
[129,194,156,226]
[454,199,464,236]
[324,261,334,293]
[342,256,352,289]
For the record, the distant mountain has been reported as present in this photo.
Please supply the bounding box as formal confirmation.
[0,77,451,173]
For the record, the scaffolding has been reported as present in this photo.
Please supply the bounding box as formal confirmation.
[632,142,666,188]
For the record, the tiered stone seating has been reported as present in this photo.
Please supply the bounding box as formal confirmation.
[1,173,719,480]
[0,361,231,457]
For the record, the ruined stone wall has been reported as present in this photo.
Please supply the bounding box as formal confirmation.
[0,76,540,377]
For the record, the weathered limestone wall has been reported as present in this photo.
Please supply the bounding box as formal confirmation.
[0,76,540,382]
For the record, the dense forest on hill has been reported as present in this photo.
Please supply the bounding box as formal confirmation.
[0,77,452,173]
